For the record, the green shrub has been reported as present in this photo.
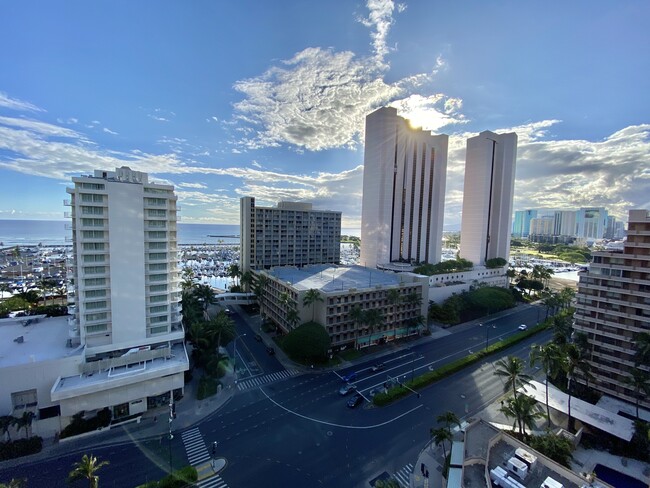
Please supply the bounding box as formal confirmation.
[485,257,507,268]
[60,408,112,439]
[135,466,197,488]
[0,437,43,460]
[197,375,219,400]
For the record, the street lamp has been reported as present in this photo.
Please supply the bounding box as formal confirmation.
[233,333,247,382]
[480,322,496,351]
[168,390,175,473]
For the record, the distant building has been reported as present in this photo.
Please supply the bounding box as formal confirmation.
[529,216,555,238]
[258,264,428,350]
[512,209,537,237]
[360,107,448,269]
[553,210,577,237]
[575,206,608,242]
[460,131,518,266]
[0,167,189,435]
[573,209,650,409]
[240,197,341,273]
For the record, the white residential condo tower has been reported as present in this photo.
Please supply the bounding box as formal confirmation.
[460,131,518,266]
[360,107,449,269]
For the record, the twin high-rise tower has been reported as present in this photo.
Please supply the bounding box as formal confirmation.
[361,107,518,268]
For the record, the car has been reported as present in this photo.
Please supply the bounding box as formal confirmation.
[266,346,275,355]
[518,324,528,330]
[254,334,262,342]
[224,308,232,315]
[341,372,357,383]
[371,363,385,372]
[339,384,357,396]
[347,394,363,408]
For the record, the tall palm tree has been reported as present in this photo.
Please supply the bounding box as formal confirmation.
[430,427,452,459]
[563,343,590,431]
[349,306,365,340]
[207,311,236,353]
[499,394,545,436]
[286,308,300,329]
[302,289,323,323]
[0,415,15,441]
[530,343,563,427]
[240,271,253,293]
[193,284,216,318]
[558,287,576,310]
[181,267,195,291]
[542,292,560,320]
[436,410,461,438]
[624,369,650,420]
[387,288,401,325]
[254,273,269,315]
[493,356,533,401]
[633,332,650,367]
[551,314,572,345]
[68,454,109,488]
[227,263,241,287]
[364,308,383,339]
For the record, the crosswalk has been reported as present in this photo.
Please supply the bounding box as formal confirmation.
[181,428,229,487]
[236,369,300,391]
[394,462,413,488]
[181,427,211,465]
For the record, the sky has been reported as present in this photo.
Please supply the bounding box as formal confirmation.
[0,0,648,230]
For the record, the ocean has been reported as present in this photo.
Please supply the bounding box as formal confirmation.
[0,220,360,247]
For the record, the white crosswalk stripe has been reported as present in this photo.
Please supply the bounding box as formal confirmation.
[181,427,211,465]
[394,463,414,488]
[196,475,228,487]
[236,369,301,391]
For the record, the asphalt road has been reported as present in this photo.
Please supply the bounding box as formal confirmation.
[0,304,551,487]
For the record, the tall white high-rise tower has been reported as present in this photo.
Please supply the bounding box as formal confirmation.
[360,107,448,268]
[460,131,518,266]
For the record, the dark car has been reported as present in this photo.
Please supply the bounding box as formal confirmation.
[371,363,385,372]
[342,372,357,383]
[254,334,263,342]
[347,394,363,408]
[266,346,275,355]
[339,384,357,396]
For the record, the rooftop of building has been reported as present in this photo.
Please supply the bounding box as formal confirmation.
[0,315,82,368]
[264,264,421,293]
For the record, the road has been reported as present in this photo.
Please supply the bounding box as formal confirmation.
[0,304,550,487]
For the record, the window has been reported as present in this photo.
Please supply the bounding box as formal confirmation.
[150,325,168,334]
[86,300,107,310]
[148,209,167,217]
[80,182,105,190]
[85,277,106,287]
[81,218,105,227]
[84,289,106,298]
[83,242,105,251]
[81,193,104,203]
[150,315,167,324]
[149,273,167,282]
[82,230,105,239]
[150,295,167,303]
[83,254,105,263]
[149,252,167,260]
[12,389,37,409]
[86,323,108,333]
[148,220,167,228]
[148,231,167,239]
[150,284,167,292]
[84,266,106,275]
[148,242,167,249]
[144,197,167,206]
[150,305,168,314]
[81,206,104,215]
[85,312,107,322]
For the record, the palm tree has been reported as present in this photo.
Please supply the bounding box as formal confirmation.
[493,356,533,401]
[13,411,35,439]
[624,369,650,420]
[207,311,236,353]
[551,314,572,345]
[349,306,365,341]
[542,292,560,320]
[530,343,563,427]
[181,267,195,291]
[286,308,300,329]
[364,308,383,338]
[436,410,461,438]
[499,394,545,436]
[193,284,216,319]
[558,287,576,310]
[0,282,12,299]
[302,289,323,323]
[37,278,57,306]
[633,332,650,367]
[506,266,516,285]
[0,479,26,488]
[227,263,241,287]
[0,415,15,441]
[563,343,591,431]
[430,427,452,459]
[254,273,269,315]
[68,454,109,488]
[240,271,253,293]
[387,288,401,324]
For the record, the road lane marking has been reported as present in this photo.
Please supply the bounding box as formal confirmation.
[259,388,423,429]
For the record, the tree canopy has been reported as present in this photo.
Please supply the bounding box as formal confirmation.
[282,322,331,364]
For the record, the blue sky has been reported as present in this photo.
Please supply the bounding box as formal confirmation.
[0,0,648,230]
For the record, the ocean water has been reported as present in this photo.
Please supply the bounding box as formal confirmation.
[0,220,361,247]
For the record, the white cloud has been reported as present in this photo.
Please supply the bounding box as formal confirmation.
[389,94,467,132]
[103,127,118,135]
[0,92,44,112]
[178,182,208,189]
[357,0,399,64]
[251,161,262,169]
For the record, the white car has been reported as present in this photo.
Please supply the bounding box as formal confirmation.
[518,324,528,330]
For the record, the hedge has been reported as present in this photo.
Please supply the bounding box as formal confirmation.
[0,437,43,460]
[136,466,198,488]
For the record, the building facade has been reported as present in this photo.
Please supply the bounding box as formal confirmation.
[460,131,518,266]
[57,166,188,420]
[258,264,429,350]
[512,209,537,238]
[360,107,448,269]
[575,207,609,241]
[240,197,341,273]
[573,209,650,408]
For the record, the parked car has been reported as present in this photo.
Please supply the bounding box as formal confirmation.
[254,334,262,342]
[342,372,357,382]
[347,394,363,408]
[518,324,528,330]
[266,346,275,355]
[371,363,385,372]
[339,384,357,396]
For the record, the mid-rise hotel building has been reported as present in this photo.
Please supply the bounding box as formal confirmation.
[460,131,518,266]
[360,107,448,269]
[240,197,341,273]
[573,209,650,409]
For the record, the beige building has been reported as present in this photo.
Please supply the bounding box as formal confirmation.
[240,197,341,273]
[258,264,428,350]
[573,209,650,408]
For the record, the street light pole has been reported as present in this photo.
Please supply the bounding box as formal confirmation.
[168,390,174,473]
[481,323,496,351]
